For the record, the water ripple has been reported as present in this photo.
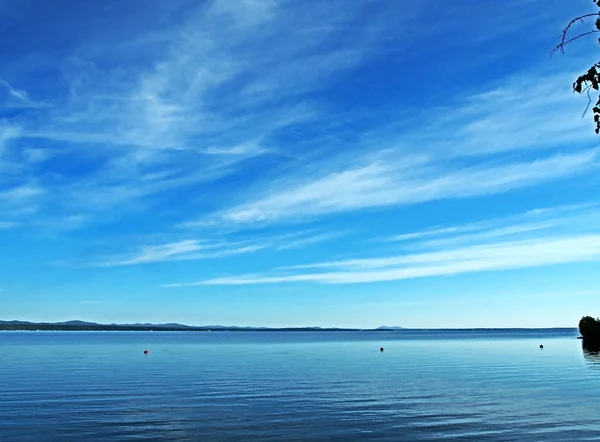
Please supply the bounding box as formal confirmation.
[1,331,599,441]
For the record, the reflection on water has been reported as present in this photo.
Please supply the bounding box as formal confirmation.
[582,339,600,370]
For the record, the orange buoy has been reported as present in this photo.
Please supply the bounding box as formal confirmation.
[144,349,149,354]
[380,347,384,352]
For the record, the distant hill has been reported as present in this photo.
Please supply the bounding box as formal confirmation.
[120,323,192,328]
[55,320,99,326]
[376,326,404,331]
[0,320,363,332]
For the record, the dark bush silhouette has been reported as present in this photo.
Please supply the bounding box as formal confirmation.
[579,316,600,341]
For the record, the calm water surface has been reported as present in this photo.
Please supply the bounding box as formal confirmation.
[1,329,600,441]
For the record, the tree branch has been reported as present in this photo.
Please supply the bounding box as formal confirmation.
[563,30,599,48]
[551,12,600,56]
[581,84,594,117]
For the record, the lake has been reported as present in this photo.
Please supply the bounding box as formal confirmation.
[1,329,599,441]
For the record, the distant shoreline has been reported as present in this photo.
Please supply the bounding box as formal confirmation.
[0,321,579,332]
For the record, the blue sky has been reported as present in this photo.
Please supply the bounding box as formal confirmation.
[1,0,600,328]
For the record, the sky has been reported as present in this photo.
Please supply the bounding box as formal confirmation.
[1,0,600,328]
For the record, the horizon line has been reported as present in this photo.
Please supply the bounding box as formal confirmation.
[0,319,579,331]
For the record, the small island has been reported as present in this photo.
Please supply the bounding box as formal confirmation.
[579,316,600,342]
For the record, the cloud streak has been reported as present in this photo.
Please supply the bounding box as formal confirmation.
[96,229,341,266]
[3,0,599,312]
[194,149,598,227]
[170,234,600,286]
[95,240,259,266]
[1,0,427,230]
[0,79,47,109]
[166,204,600,286]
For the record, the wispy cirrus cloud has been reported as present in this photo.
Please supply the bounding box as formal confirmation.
[418,223,554,249]
[2,1,598,280]
[386,218,558,248]
[0,122,21,154]
[177,59,599,231]
[166,204,600,286]
[167,234,600,286]
[95,229,342,267]
[0,184,44,202]
[345,68,598,170]
[14,0,412,154]
[0,79,47,109]
[275,232,343,251]
[428,72,598,156]
[1,0,595,236]
[3,0,600,328]
[386,204,596,243]
[0,0,427,229]
[0,184,44,216]
[96,240,262,267]
[191,149,598,227]
[389,224,490,242]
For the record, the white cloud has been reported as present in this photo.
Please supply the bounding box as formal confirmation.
[0,79,47,109]
[3,0,598,244]
[275,232,342,251]
[179,234,600,286]
[177,66,599,232]
[417,223,553,248]
[0,123,22,153]
[0,184,44,200]
[2,0,424,228]
[96,228,344,267]
[194,149,598,227]
[0,184,45,231]
[97,240,227,266]
[166,204,600,286]
[390,226,479,242]
[341,70,598,168]
[438,72,597,155]
[18,0,395,157]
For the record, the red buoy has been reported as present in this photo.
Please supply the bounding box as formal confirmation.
[380,347,384,352]
[144,349,149,355]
